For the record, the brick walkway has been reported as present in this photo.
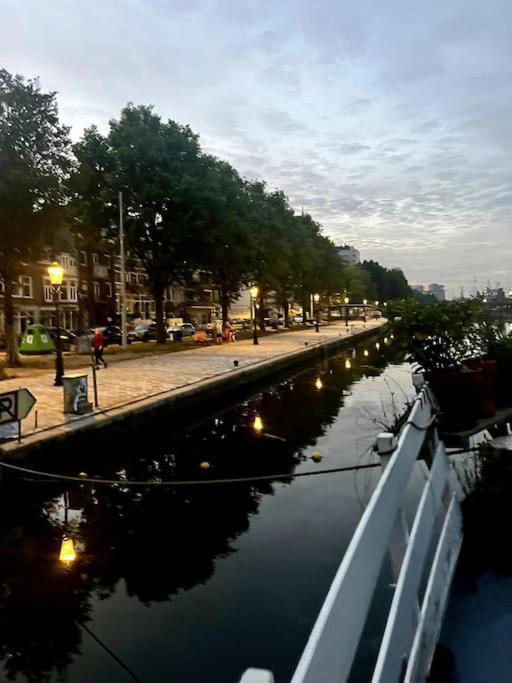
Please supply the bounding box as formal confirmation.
[0,321,382,440]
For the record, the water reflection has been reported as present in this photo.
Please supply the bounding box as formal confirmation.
[0,337,406,681]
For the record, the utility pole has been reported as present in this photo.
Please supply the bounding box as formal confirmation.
[119,191,127,347]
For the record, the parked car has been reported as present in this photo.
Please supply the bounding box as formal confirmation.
[128,323,157,342]
[98,325,124,346]
[263,317,285,330]
[231,319,251,331]
[167,322,196,339]
[47,327,77,351]
[75,325,127,348]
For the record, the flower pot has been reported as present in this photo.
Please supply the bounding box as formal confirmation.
[428,368,483,430]
[465,359,496,418]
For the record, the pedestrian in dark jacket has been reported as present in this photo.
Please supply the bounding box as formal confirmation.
[92,329,107,369]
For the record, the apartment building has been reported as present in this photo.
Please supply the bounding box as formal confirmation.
[0,247,116,335]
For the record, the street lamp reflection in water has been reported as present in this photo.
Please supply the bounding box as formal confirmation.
[253,415,264,432]
[59,536,77,565]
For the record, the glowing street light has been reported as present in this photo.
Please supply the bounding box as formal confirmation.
[344,359,351,369]
[344,296,350,327]
[48,262,65,386]
[315,376,323,390]
[250,285,259,345]
[59,536,77,565]
[253,415,264,432]
[313,293,320,333]
[363,349,369,357]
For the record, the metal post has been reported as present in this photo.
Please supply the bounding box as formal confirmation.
[53,286,64,386]
[345,305,349,328]
[252,297,259,345]
[315,301,319,333]
[119,190,128,347]
[91,363,98,407]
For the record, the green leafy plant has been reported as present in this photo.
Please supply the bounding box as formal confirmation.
[389,300,486,374]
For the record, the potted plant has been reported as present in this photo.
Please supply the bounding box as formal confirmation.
[390,300,487,428]
[486,335,512,408]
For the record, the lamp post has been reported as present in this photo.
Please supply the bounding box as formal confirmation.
[250,285,259,345]
[48,262,65,386]
[344,296,350,327]
[313,293,320,333]
[362,298,367,324]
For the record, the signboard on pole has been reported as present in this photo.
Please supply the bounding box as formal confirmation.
[17,389,36,420]
[0,388,36,424]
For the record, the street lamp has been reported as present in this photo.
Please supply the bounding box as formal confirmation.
[362,298,367,323]
[313,293,320,333]
[250,285,259,345]
[48,262,65,386]
[344,296,350,327]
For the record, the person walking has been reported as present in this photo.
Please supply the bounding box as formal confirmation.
[92,328,107,369]
[223,321,234,343]
[215,318,223,345]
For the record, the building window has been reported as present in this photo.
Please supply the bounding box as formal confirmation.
[81,281,88,291]
[66,280,78,302]
[93,282,100,299]
[105,282,112,298]
[92,253,99,265]
[14,275,33,298]
[80,251,87,266]
[43,279,53,302]
[60,253,76,270]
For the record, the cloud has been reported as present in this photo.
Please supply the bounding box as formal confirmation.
[2,0,512,294]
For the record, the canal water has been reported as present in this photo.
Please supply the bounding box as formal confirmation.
[0,336,416,682]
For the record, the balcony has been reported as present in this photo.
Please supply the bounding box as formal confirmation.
[93,264,109,279]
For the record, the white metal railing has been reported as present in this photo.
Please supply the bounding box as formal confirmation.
[240,383,463,683]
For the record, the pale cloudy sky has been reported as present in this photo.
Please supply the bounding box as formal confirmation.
[3,0,511,296]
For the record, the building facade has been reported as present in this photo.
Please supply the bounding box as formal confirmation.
[336,244,360,265]
[412,283,446,301]
[0,248,116,335]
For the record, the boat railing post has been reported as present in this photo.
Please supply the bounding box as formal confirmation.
[377,432,409,581]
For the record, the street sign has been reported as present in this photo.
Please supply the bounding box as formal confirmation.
[0,392,17,425]
[17,389,36,420]
[0,388,36,425]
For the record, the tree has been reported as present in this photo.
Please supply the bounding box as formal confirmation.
[247,183,296,328]
[187,157,254,324]
[360,260,412,302]
[108,104,204,342]
[68,126,115,328]
[0,70,70,366]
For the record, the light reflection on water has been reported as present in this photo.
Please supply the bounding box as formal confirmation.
[0,339,417,682]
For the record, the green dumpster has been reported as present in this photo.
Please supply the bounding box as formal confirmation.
[19,324,55,355]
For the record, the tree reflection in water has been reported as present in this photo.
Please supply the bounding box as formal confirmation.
[0,341,403,680]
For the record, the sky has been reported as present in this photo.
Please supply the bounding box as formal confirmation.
[3,0,511,297]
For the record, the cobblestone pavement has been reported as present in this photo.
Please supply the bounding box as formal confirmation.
[0,321,383,439]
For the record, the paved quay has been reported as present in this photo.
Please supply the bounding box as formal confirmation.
[0,320,384,456]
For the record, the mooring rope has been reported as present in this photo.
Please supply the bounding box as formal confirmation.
[0,459,382,486]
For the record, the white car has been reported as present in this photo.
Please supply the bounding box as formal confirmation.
[167,323,196,339]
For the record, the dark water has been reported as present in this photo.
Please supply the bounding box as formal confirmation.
[0,337,415,682]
